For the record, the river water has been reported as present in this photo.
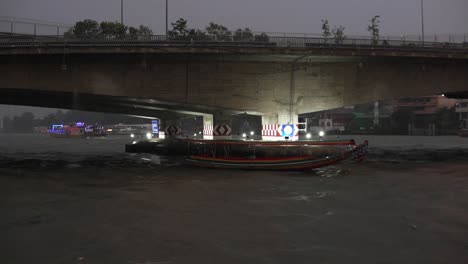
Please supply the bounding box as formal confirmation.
[1,133,468,264]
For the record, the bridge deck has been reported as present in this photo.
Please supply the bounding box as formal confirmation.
[0,35,467,59]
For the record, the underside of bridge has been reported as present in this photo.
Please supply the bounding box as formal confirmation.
[1,50,467,138]
[0,87,250,120]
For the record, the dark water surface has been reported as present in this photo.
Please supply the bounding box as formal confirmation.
[1,134,468,264]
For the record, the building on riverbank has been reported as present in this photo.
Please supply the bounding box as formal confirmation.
[301,95,459,135]
[455,99,468,129]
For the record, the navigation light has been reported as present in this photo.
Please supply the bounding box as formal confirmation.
[146,132,152,139]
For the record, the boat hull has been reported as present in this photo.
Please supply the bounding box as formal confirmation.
[185,140,368,171]
[50,133,84,138]
[186,155,350,170]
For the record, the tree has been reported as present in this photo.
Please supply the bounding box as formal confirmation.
[233,28,254,42]
[321,19,331,39]
[367,15,380,45]
[435,107,459,134]
[206,22,231,41]
[391,109,413,134]
[254,32,269,42]
[63,27,75,38]
[129,25,153,40]
[188,28,210,40]
[137,25,153,35]
[12,112,35,133]
[332,25,346,44]
[100,21,128,38]
[73,19,100,38]
[128,26,139,38]
[168,18,190,40]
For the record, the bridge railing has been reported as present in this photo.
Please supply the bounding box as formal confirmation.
[0,17,72,36]
[0,33,467,51]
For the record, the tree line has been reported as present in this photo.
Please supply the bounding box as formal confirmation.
[344,106,460,135]
[167,18,269,42]
[64,19,153,39]
[64,18,270,42]
[321,15,382,44]
[64,16,383,44]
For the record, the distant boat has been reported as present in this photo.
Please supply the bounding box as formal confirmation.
[49,123,106,138]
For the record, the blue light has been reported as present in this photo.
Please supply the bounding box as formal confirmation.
[51,124,64,131]
[281,124,295,137]
[152,120,159,134]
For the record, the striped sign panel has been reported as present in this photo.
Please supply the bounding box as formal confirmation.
[262,124,281,137]
[203,125,213,136]
[262,124,300,137]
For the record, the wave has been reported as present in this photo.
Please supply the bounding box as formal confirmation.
[0,152,185,169]
[0,146,467,169]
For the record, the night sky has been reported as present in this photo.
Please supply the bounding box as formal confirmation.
[2,0,467,35]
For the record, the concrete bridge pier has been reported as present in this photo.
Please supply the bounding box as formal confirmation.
[212,113,262,141]
[159,119,180,139]
[262,114,299,124]
[262,113,299,141]
[212,114,234,140]
[202,114,213,140]
[161,116,204,139]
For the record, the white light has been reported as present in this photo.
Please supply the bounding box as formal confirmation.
[193,133,197,137]
[132,141,137,144]
[242,133,247,138]
[319,131,325,137]
[146,132,152,139]
[250,131,254,135]
[441,94,445,97]
[306,133,311,139]
[284,125,293,135]
[130,133,135,138]
[199,131,202,134]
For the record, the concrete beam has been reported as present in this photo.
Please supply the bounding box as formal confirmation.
[0,53,467,117]
[1,45,468,59]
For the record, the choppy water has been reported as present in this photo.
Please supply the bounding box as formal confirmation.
[0,133,467,169]
[2,133,468,263]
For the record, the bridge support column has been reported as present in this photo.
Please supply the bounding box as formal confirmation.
[159,119,181,139]
[213,114,233,140]
[278,114,298,125]
[180,116,204,139]
[162,116,204,139]
[213,114,262,140]
[202,114,213,140]
[262,113,299,141]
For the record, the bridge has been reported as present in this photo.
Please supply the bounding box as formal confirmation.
[1,34,468,139]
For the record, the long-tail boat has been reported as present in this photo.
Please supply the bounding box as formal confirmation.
[185,139,368,170]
